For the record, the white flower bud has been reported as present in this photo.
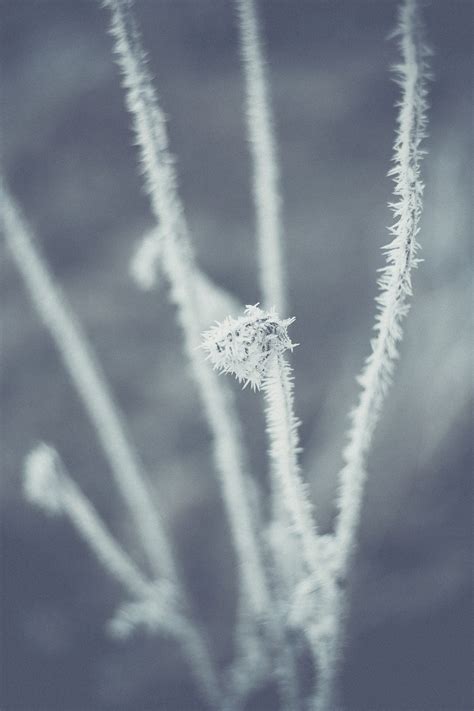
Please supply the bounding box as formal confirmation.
[201,304,297,390]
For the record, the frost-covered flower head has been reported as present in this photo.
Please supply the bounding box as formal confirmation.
[201,304,297,390]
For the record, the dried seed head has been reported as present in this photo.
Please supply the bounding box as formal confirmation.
[201,304,297,390]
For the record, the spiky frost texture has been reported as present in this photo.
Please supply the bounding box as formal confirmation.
[262,354,319,576]
[2,184,220,705]
[226,583,300,711]
[102,4,276,673]
[334,0,430,575]
[311,3,431,709]
[236,0,286,314]
[104,0,186,269]
[0,183,175,583]
[203,305,302,707]
[205,306,330,702]
[235,8,299,684]
[263,352,344,709]
[202,304,296,390]
[290,545,342,711]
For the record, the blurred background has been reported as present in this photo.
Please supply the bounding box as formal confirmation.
[1,1,472,709]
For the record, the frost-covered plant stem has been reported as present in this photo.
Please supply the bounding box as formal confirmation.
[263,353,337,705]
[311,3,430,709]
[24,444,152,599]
[236,0,286,314]
[105,0,298,696]
[334,0,430,576]
[263,354,319,575]
[2,186,221,706]
[23,444,221,708]
[103,0,271,631]
[236,7,300,676]
[131,227,242,328]
[0,182,174,582]
[203,306,326,704]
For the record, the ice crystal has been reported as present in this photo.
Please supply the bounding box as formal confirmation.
[201,304,297,390]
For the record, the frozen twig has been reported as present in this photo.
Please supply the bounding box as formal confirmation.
[261,346,341,709]
[0,182,174,582]
[202,305,319,571]
[334,0,430,576]
[234,11,303,695]
[203,305,324,703]
[131,227,242,324]
[102,0,273,653]
[24,443,153,599]
[310,3,430,708]
[236,0,286,314]
[23,443,221,707]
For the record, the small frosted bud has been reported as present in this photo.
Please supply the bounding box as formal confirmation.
[130,229,162,291]
[107,581,182,640]
[201,304,297,390]
[23,443,64,515]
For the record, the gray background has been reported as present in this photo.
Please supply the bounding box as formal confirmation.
[1,1,472,709]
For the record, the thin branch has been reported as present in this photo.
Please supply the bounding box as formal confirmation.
[24,444,153,598]
[236,0,286,314]
[314,0,429,711]
[310,3,431,708]
[203,305,324,705]
[263,354,319,575]
[102,0,272,631]
[334,0,430,576]
[0,182,175,582]
[234,14,307,698]
[262,352,344,711]
[23,443,221,708]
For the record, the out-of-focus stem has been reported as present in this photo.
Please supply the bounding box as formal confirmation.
[1,182,175,583]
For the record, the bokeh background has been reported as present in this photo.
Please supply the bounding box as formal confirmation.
[1,1,472,709]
